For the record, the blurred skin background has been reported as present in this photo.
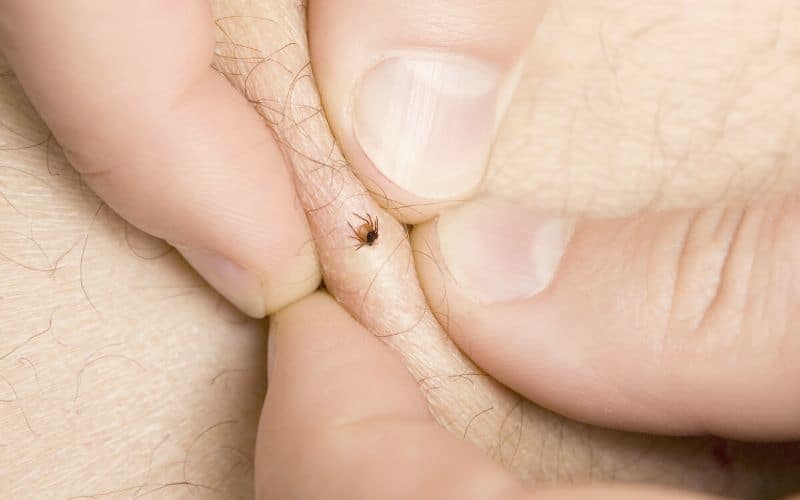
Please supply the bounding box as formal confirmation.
[1,1,799,499]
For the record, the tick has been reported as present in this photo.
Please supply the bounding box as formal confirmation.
[349,213,379,250]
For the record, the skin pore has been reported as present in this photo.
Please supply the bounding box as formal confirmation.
[1,1,799,499]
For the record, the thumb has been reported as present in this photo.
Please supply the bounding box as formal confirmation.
[0,2,320,318]
[258,293,711,500]
[308,1,549,222]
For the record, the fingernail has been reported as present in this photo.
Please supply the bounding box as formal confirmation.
[437,200,574,304]
[177,246,267,318]
[354,54,503,199]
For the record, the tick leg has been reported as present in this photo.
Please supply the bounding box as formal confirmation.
[350,237,365,251]
[353,213,370,225]
[350,235,366,251]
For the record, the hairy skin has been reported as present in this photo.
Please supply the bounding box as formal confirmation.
[1,2,799,500]
[0,56,265,498]
[487,1,800,217]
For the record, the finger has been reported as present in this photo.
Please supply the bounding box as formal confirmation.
[307,0,549,223]
[412,197,800,440]
[0,1,319,317]
[483,2,800,219]
[258,292,705,500]
[259,293,518,500]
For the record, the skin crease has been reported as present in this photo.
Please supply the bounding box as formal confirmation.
[1,2,799,500]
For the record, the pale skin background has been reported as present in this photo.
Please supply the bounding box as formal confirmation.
[1,1,800,499]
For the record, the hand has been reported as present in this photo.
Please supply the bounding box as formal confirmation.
[0,1,320,318]
[257,0,800,497]
[259,292,716,500]
[306,0,800,440]
[2,1,799,499]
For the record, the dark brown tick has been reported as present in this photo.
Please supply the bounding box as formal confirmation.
[349,213,379,250]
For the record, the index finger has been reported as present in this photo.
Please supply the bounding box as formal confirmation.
[0,1,320,316]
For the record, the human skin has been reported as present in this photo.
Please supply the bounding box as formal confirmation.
[1,1,800,500]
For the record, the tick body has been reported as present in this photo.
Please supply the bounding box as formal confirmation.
[349,213,379,250]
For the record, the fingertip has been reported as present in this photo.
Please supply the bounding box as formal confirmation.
[414,198,800,439]
[309,1,548,221]
[257,292,432,498]
[0,3,322,319]
[179,242,320,318]
[263,292,429,426]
